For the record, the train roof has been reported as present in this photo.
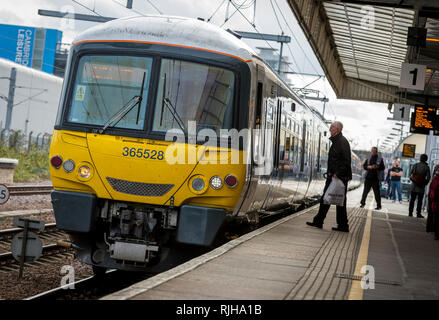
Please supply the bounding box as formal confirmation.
[72,15,257,63]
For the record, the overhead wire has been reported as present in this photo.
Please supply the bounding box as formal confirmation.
[272,0,323,77]
[230,0,255,10]
[112,0,148,16]
[268,0,305,83]
[71,0,103,16]
[223,1,328,122]
[145,0,163,15]
[269,0,335,119]
[207,0,228,22]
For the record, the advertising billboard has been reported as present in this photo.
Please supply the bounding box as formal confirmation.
[0,23,62,74]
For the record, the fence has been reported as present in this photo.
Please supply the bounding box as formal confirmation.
[0,129,52,152]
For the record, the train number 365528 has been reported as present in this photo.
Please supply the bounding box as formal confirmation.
[122,147,164,160]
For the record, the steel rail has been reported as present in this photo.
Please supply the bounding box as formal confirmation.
[0,223,58,241]
[7,185,53,196]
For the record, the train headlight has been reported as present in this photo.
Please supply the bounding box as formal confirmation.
[209,176,223,190]
[188,175,207,194]
[63,159,75,173]
[78,165,91,178]
[192,178,205,191]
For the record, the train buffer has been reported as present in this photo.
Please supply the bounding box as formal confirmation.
[102,188,439,300]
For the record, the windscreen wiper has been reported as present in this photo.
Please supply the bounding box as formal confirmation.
[163,97,186,134]
[99,72,146,134]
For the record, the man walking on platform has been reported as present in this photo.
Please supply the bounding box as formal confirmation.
[306,121,352,232]
[360,147,385,210]
[409,154,431,218]
[389,160,403,203]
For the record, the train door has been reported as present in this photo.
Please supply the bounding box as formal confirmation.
[253,66,264,171]
[300,120,306,173]
[317,131,322,174]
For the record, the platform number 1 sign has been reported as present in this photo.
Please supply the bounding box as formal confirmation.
[393,104,411,121]
[400,63,426,91]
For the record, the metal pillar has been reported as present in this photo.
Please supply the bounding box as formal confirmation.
[278,40,284,74]
[5,68,16,135]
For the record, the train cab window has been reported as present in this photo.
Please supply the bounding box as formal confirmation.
[67,55,153,130]
[152,58,235,135]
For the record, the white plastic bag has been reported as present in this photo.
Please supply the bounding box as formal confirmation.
[323,177,346,206]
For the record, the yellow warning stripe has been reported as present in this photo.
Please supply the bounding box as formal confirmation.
[348,208,372,300]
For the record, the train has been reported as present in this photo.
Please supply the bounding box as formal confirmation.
[49,15,361,272]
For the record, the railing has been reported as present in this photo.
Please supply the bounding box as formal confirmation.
[0,129,52,151]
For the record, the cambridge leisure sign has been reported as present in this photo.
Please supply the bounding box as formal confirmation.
[0,23,62,74]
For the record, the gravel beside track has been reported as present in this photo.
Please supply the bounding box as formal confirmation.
[0,180,52,214]
[0,255,93,300]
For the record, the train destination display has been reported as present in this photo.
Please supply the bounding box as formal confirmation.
[409,105,438,135]
[402,144,416,158]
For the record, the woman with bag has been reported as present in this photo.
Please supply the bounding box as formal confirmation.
[426,165,439,240]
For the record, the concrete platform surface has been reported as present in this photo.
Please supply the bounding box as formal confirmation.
[102,188,439,300]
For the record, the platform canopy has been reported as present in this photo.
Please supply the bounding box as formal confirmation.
[287,0,439,105]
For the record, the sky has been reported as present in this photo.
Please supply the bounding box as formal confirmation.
[0,0,407,152]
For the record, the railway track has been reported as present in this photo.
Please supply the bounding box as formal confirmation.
[27,269,154,300]
[0,222,59,243]
[0,243,73,274]
[21,189,356,300]
[0,224,72,274]
[7,185,53,196]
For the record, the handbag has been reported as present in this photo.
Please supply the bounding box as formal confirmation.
[323,177,346,206]
[410,167,425,187]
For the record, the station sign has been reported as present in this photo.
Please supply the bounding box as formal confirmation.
[400,63,426,91]
[0,184,10,205]
[0,23,62,74]
[393,103,411,121]
[402,144,416,158]
[409,105,439,135]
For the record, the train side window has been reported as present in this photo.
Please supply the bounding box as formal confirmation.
[290,136,295,163]
[279,130,286,163]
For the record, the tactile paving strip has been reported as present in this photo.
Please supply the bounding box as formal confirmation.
[284,206,366,300]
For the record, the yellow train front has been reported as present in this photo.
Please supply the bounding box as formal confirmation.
[49,16,251,272]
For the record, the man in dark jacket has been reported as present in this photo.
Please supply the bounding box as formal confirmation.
[360,147,385,210]
[306,121,352,232]
[409,154,431,218]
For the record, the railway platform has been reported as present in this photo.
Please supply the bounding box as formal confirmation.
[102,188,439,300]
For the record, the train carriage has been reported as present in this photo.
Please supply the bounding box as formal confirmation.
[49,15,360,272]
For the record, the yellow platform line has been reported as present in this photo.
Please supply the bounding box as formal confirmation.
[348,206,373,300]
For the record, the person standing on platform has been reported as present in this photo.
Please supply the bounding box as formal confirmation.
[385,163,393,199]
[389,160,403,203]
[409,154,431,218]
[360,147,385,210]
[306,121,352,232]
[426,165,439,239]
